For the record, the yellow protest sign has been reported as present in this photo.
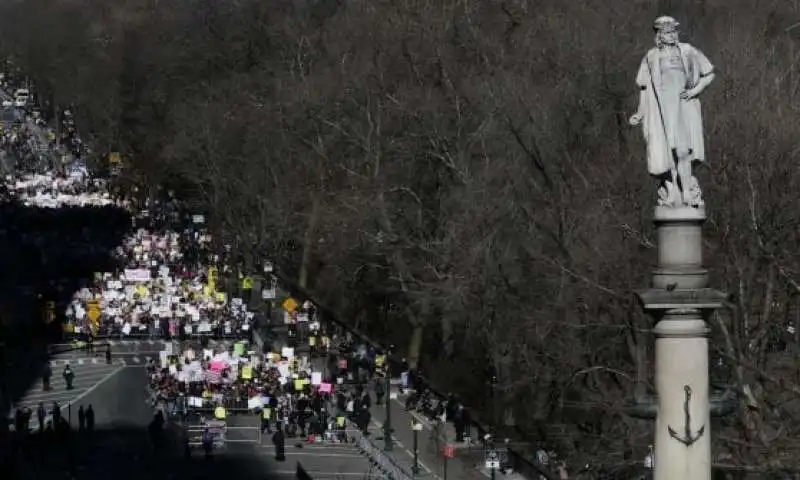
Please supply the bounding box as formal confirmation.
[309,337,316,346]
[108,152,122,164]
[86,300,101,324]
[294,379,305,391]
[215,292,226,303]
[282,297,298,313]
[241,366,252,380]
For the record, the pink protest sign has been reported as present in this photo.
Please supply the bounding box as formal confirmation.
[209,361,227,372]
[318,382,332,393]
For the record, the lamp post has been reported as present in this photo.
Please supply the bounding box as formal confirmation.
[488,373,498,480]
[383,344,394,452]
[412,420,423,475]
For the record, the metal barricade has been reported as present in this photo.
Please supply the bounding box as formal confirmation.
[183,421,262,448]
[186,394,252,413]
[224,425,262,444]
[185,421,227,449]
[354,434,413,480]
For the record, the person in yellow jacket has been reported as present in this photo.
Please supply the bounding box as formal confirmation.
[240,275,253,305]
[261,407,272,434]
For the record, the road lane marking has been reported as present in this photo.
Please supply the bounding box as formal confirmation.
[370,418,440,479]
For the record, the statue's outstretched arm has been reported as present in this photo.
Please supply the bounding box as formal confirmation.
[630,86,647,126]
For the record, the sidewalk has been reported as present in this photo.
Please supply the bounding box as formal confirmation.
[368,389,488,480]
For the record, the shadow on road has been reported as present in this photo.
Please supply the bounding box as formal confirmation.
[3,426,275,480]
[0,200,276,478]
[0,200,130,416]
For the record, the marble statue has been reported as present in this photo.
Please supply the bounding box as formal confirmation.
[629,16,715,208]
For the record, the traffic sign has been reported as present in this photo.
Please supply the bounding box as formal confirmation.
[443,444,455,458]
[86,300,101,323]
[282,297,298,313]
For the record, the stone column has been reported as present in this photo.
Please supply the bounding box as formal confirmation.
[637,206,727,480]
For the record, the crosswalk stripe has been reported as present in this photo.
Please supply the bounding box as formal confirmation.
[78,359,84,365]
[132,357,140,363]
[91,358,98,364]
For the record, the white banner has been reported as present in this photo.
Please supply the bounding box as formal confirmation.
[124,268,151,282]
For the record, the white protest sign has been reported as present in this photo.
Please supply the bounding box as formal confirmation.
[124,268,151,282]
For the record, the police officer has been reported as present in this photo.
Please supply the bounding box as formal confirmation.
[261,406,272,434]
[63,365,75,390]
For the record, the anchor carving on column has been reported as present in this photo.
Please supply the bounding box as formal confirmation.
[668,385,705,446]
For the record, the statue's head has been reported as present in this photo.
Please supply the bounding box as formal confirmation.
[653,16,679,47]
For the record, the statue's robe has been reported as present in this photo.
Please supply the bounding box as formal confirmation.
[636,43,714,177]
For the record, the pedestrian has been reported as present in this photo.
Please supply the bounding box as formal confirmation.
[63,365,75,390]
[52,401,61,423]
[77,406,85,431]
[374,377,385,406]
[37,402,46,432]
[42,363,52,391]
[105,344,112,365]
[272,426,286,461]
[14,409,25,434]
[85,405,94,431]
[201,427,214,460]
[357,404,371,435]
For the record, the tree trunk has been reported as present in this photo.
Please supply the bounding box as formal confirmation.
[297,195,320,290]
[407,322,424,370]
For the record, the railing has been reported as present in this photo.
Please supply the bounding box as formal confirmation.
[184,425,262,448]
[353,432,414,480]
[62,328,252,342]
[186,396,252,413]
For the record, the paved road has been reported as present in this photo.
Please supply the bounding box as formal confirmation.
[7,349,124,431]
[3,364,275,480]
[191,324,378,479]
[292,322,495,480]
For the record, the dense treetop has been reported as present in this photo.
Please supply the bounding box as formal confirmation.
[2,0,800,470]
